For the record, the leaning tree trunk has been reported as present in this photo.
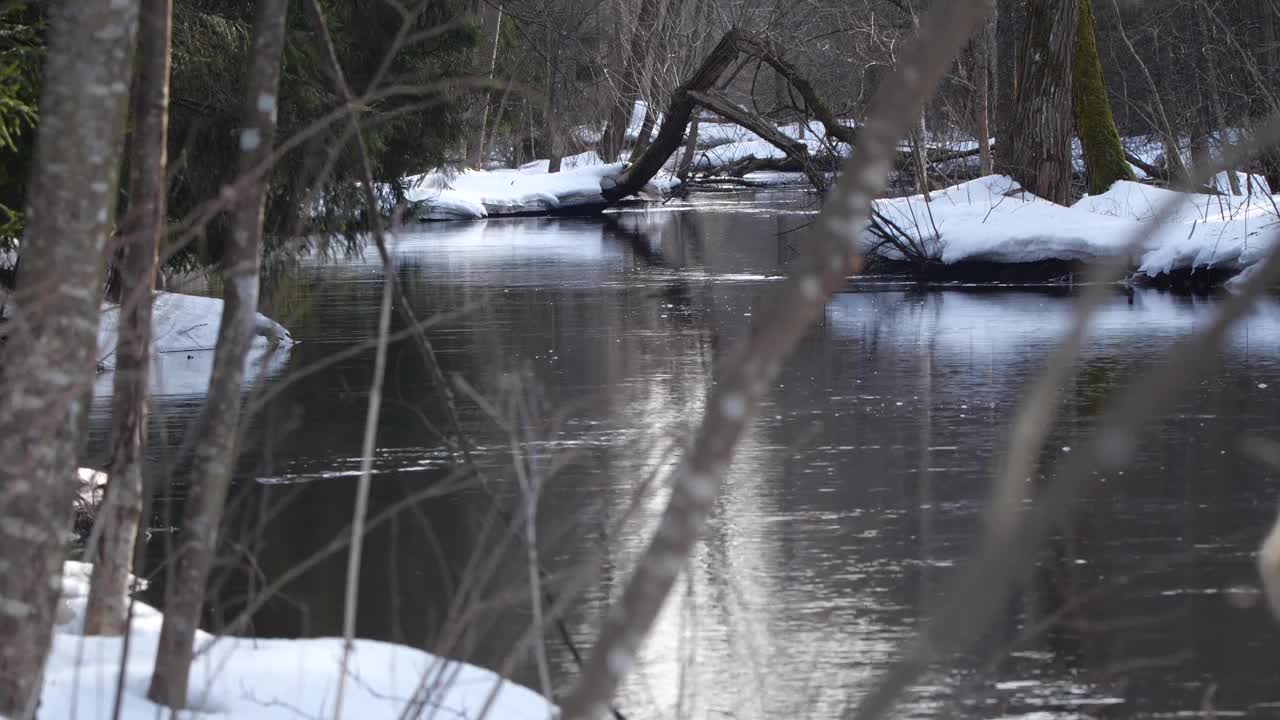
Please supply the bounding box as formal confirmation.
[605,30,858,201]
[1004,0,1078,204]
[1071,0,1132,195]
[0,0,140,715]
[84,0,172,637]
[146,0,287,709]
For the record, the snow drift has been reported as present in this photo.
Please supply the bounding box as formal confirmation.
[864,175,1280,282]
[43,561,554,720]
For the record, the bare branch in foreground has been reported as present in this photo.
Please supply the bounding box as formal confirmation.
[557,2,996,718]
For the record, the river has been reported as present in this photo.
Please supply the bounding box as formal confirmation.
[88,189,1280,718]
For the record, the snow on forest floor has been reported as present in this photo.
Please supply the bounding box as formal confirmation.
[406,153,680,220]
[39,562,554,720]
[95,292,294,398]
[865,174,1280,283]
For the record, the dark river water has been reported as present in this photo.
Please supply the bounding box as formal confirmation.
[88,189,1280,718]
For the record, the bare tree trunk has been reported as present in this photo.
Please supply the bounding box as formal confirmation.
[992,0,1021,176]
[0,0,140,715]
[676,113,701,180]
[601,0,662,161]
[628,104,657,162]
[146,0,287,708]
[1193,0,1238,193]
[468,2,503,169]
[1106,0,1188,187]
[1259,0,1280,190]
[976,13,994,176]
[544,24,562,173]
[1005,0,1078,204]
[1072,0,1133,195]
[912,113,930,195]
[84,0,172,637]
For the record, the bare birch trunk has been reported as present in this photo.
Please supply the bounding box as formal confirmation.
[1006,0,1078,204]
[0,0,140,715]
[146,0,288,708]
[84,0,172,637]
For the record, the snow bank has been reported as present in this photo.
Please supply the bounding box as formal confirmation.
[868,176,1139,265]
[864,175,1280,279]
[407,158,679,220]
[44,561,554,720]
[1077,180,1279,277]
[95,293,294,398]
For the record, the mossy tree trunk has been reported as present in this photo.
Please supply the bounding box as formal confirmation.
[1071,0,1133,195]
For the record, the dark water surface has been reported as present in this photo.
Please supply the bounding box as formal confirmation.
[89,190,1280,718]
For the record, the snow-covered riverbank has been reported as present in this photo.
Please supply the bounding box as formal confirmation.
[42,562,553,719]
[864,174,1279,285]
[95,292,294,398]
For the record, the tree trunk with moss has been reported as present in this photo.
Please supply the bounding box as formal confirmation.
[1071,0,1132,195]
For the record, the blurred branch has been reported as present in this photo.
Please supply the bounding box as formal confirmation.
[558,1,996,717]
